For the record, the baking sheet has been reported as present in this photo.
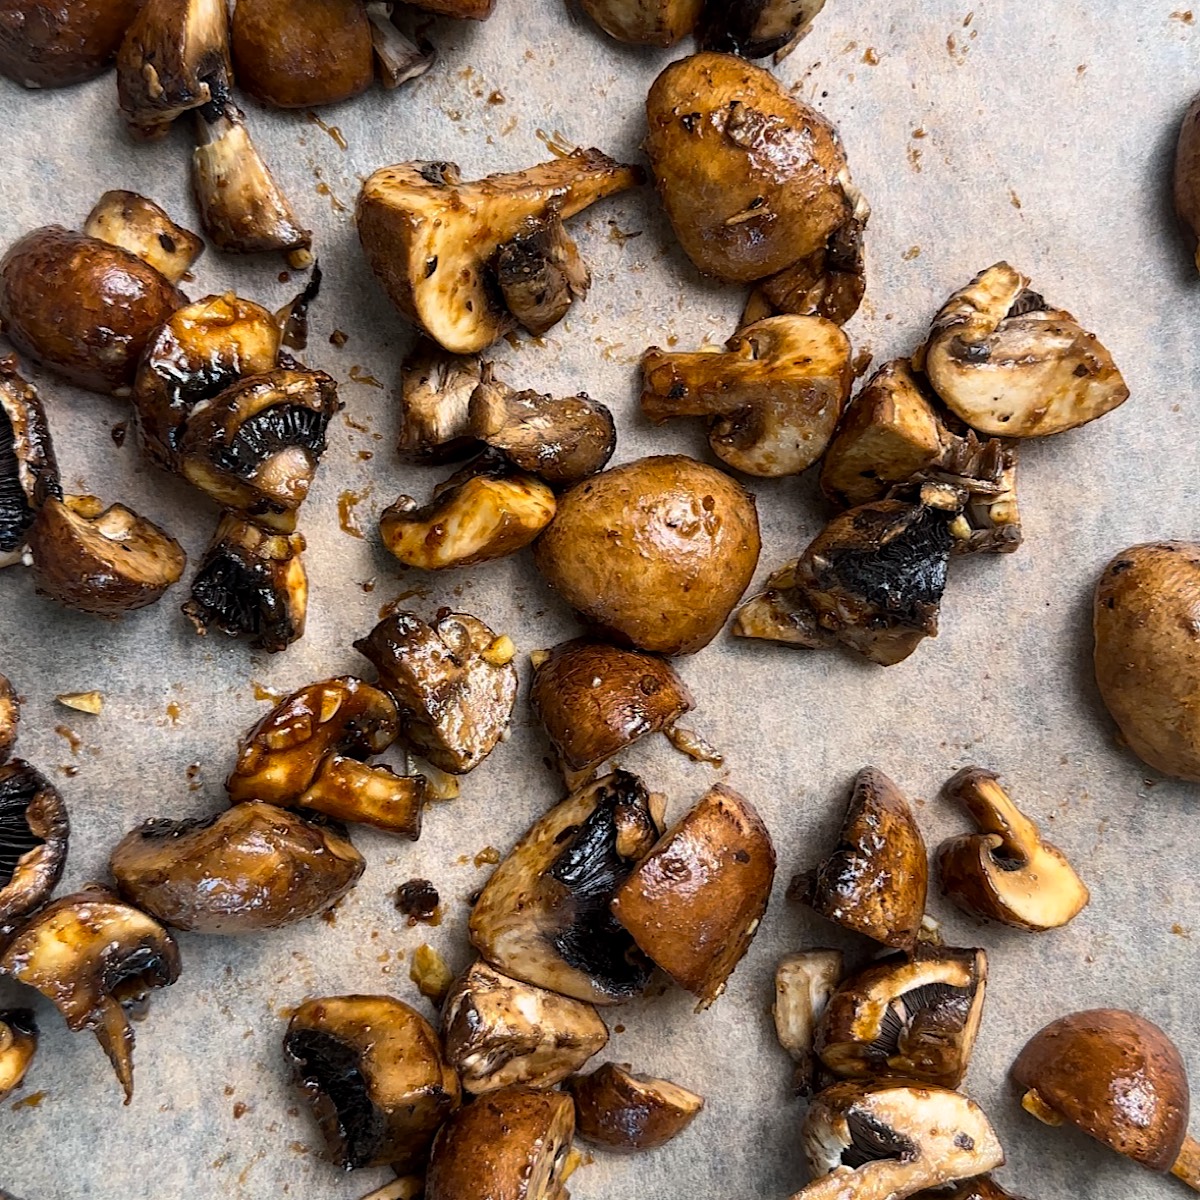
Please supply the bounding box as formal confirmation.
[3,2,1200,1197]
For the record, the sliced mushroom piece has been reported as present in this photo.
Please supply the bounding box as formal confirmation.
[567,1063,704,1152]
[284,995,460,1171]
[0,0,142,88]
[0,760,69,938]
[0,887,181,1103]
[295,756,425,839]
[469,770,663,1005]
[0,355,59,569]
[578,0,704,45]
[495,209,592,337]
[774,949,843,1096]
[367,3,435,88]
[398,341,482,461]
[0,1009,36,1100]
[83,191,204,285]
[698,0,827,58]
[731,557,836,649]
[0,674,15,763]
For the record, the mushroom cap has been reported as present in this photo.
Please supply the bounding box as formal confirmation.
[0,760,69,937]
[0,0,142,88]
[567,1062,704,1152]
[698,0,828,58]
[578,0,703,45]
[1174,92,1200,272]
[0,355,59,566]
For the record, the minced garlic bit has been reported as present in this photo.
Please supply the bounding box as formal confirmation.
[529,648,551,670]
[410,943,453,1006]
[56,691,104,715]
[482,634,516,666]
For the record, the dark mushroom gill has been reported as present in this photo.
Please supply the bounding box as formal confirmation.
[840,1110,917,1169]
[214,405,330,478]
[0,768,40,885]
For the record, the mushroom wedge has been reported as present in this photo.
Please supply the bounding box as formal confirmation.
[398,341,482,461]
[0,760,69,938]
[82,191,204,286]
[0,1009,37,1101]
[568,1063,704,1152]
[774,949,843,1095]
[699,0,828,59]
[0,356,59,570]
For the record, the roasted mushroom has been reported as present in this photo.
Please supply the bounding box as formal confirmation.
[1176,93,1200,273]
[920,1181,1030,1200]
[397,342,481,461]
[0,760,69,937]
[0,356,59,569]
[443,961,609,1094]
[284,995,460,1171]
[698,0,827,59]
[0,0,142,87]
[469,770,662,1005]
[295,756,425,839]
[578,0,703,45]
[0,674,16,764]
[774,949,843,1095]
[110,801,364,933]
[0,1009,36,1100]
[495,210,592,337]
[406,0,494,16]
[83,190,204,286]
[0,887,181,1102]
[367,2,435,89]
[567,1062,704,1152]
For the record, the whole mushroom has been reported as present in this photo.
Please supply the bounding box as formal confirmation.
[0,0,142,87]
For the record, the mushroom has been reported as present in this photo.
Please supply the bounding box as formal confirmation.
[354,611,518,774]
[0,0,142,87]
[295,756,426,839]
[443,961,609,1094]
[698,0,827,58]
[425,1085,575,1200]
[0,674,15,763]
[356,150,641,354]
[183,511,308,651]
[577,0,703,45]
[284,995,460,1171]
[1175,92,1200,273]
[923,1181,1030,1200]
[773,949,843,1095]
[921,262,1129,438]
[0,1009,37,1101]
[0,760,69,938]
[82,190,204,286]
[533,455,761,656]
[0,887,181,1102]
[469,770,663,1005]
[110,801,364,933]
[937,768,1089,931]
[641,315,852,477]
[795,1080,1004,1199]
[405,0,494,16]
[567,1062,704,1152]
[494,209,592,337]
[397,342,482,462]
[793,767,928,950]
[610,783,775,1009]
[28,494,186,616]
[0,355,60,570]
[366,3,435,89]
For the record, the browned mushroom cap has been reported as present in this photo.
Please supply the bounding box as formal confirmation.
[28,494,186,616]
[443,961,609,1094]
[0,675,15,764]
[83,191,204,286]
[354,611,518,774]
[110,801,364,933]
[425,1085,575,1200]
[284,995,460,1171]
[698,0,827,58]
[0,356,60,569]
[578,0,703,45]
[567,1062,703,1152]
[494,209,591,338]
[794,767,927,950]
[398,341,482,461]
[0,887,181,1102]
[0,0,141,87]
[774,950,843,1096]
[1176,93,1200,273]
[0,1009,36,1100]
[0,760,69,938]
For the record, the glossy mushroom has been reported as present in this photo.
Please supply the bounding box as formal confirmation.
[0,356,59,570]
[698,0,827,58]
[774,949,843,1095]
[0,760,69,938]
[567,1063,704,1152]
[0,1009,37,1100]
[577,0,703,45]
[82,191,204,286]
[0,0,142,87]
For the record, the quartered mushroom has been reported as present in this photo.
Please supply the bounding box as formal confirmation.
[82,190,204,285]
[0,887,181,1103]
[469,770,663,1005]
[295,756,425,839]
[937,768,1089,932]
[0,356,59,570]
[0,1009,37,1101]
[397,342,482,461]
[578,0,703,45]
[567,1063,704,1153]
[284,995,460,1171]
[698,0,828,59]
[0,760,69,938]
[109,801,364,933]
[0,674,16,763]
[0,0,142,87]
[443,960,609,1094]
[773,949,844,1095]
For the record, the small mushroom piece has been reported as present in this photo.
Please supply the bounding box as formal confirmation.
[0,356,59,569]
[773,949,843,1095]
[922,262,1129,438]
[0,1009,37,1101]
[469,770,663,1005]
[28,494,186,616]
[0,0,142,87]
[577,0,703,45]
[0,674,16,763]
[1175,94,1200,273]
[0,760,69,938]
[567,1062,704,1152]
[923,1179,1031,1200]
[494,210,591,337]
[284,995,460,1171]
[937,768,1089,931]
[110,801,364,933]
[354,611,518,773]
[0,888,181,1103]
[82,191,204,285]
[699,0,826,58]
[794,767,928,950]
[366,3,435,89]
[295,756,425,839]
[443,961,609,1094]
[397,342,482,461]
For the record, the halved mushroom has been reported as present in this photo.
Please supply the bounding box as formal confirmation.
[469,770,663,1005]
[443,961,609,1094]
[0,0,142,88]
[795,1080,1004,1200]
[567,1063,704,1152]
[284,995,460,1171]
[0,356,59,569]
[354,611,518,773]
[793,768,928,950]
[83,191,204,285]
[494,209,592,337]
[29,494,186,616]
[642,315,852,477]
[0,674,16,763]
[356,150,641,354]
[0,760,69,938]
[367,2,435,89]
[922,263,1129,438]
[699,0,827,58]
[774,949,843,1095]
[111,802,363,933]
[295,756,425,839]
[397,342,482,461]
[937,768,1089,932]
[578,0,703,45]
[0,887,181,1102]
[0,1009,36,1100]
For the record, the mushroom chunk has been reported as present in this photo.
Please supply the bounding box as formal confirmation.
[1175,93,1200,274]
[568,1063,704,1152]
[354,611,518,774]
[0,674,16,764]
[642,315,852,477]
[469,770,663,1005]
[773,949,843,1095]
[937,768,1089,931]
[0,1009,37,1101]
[0,888,181,1103]
[406,0,494,17]
[29,494,186,616]
[495,211,591,337]
[0,0,142,87]
[443,961,609,1094]
[923,1180,1031,1200]
[284,995,460,1171]
[295,756,425,839]
[699,0,827,58]
[0,760,69,938]
[367,3,435,89]
[110,801,364,933]
[398,342,482,461]
[577,0,703,45]
[356,150,641,354]
[0,356,59,570]
[83,190,204,285]
[922,262,1129,438]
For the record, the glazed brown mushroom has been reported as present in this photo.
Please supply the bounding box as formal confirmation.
[398,342,481,461]
[0,1009,36,1101]
[294,756,425,839]
[774,950,843,1095]
[699,0,827,57]
[443,961,609,1094]
[578,0,703,45]
[567,1063,704,1152]
[495,210,592,337]
[284,995,460,1171]
[83,191,204,286]
[0,887,181,1102]
[0,760,69,938]
[0,356,59,570]
[0,674,15,764]
[110,801,364,933]
[1176,93,1200,273]
[0,0,142,87]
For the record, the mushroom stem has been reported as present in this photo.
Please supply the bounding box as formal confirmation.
[1172,1138,1200,1191]
[93,996,136,1105]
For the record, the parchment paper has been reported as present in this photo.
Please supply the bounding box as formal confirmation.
[3,2,1199,1197]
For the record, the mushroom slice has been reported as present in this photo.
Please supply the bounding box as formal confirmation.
[183,511,307,651]
[578,0,704,45]
[698,0,827,58]
[0,0,142,88]
[922,262,1129,438]
[356,151,641,354]
[354,611,518,774]
[29,494,186,616]
[284,995,460,1171]
[367,3,435,88]
[110,801,364,933]
[0,1009,36,1101]
[793,767,928,950]
[0,760,69,938]
[398,341,482,461]
[774,949,844,1096]
[0,356,59,569]
[495,210,592,337]
[0,887,181,1103]
[0,674,15,763]
[642,316,852,477]
[469,770,663,1005]
[568,1062,704,1152]
[83,190,204,285]
[937,768,1089,931]
[611,783,775,1009]
[443,961,609,1094]
[296,757,425,839]
[796,1080,1004,1200]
